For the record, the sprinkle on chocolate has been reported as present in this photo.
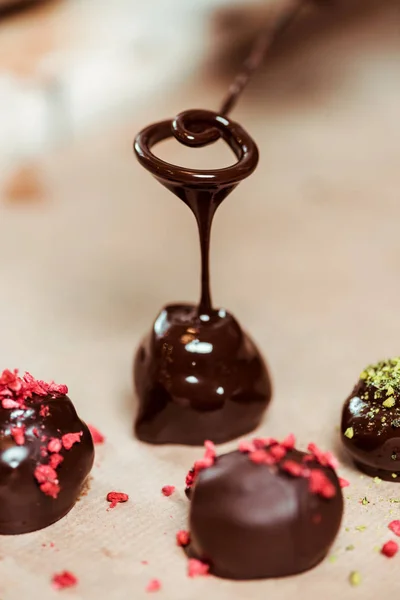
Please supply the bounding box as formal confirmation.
[34,465,60,499]
[185,441,216,489]
[40,405,50,417]
[88,424,105,444]
[162,485,175,497]
[52,571,78,590]
[381,540,398,557]
[48,438,62,453]
[308,470,336,499]
[360,358,400,400]
[339,478,350,488]
[188,558,210,578]
[62,432,83,450]
[176,530,190,547]
[388,520,400,536]
[106,491,129,509]
[146,579,161,593]
[10,425,25,446]
[344,427,354,439]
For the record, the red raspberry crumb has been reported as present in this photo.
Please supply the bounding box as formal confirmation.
[185,468,195,488]
[238,440,256,453]
[339,477,350,488]
[176,530,190,546]
[388,520,400,537]
[269,444,287,461]
[146,579,161,593]
[10,426,25,446]
[2,399,20,409]
[88,424,105,444]
[162,485,175,497]
[48,438,62,453]
[62,431,83,450]
[204,440,216,460]
[47,382,68,395]
[307,443,338,469]
[40,405,50,418]
[34,465,60,498]
[281,433,296,449]
[52,571,78,590]
[281,460,306,477]
[40,448,48,458]
[49,453,64,469]
[249,449,275,465]
[253,437,275,449]
[381,540,399,558]
[188,559,209,578]
[107,491,129,509]
[308,470,336,499]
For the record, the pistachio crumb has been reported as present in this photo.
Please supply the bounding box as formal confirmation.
[361,497,369,506]
[346,544,355,551]
[373,477,382,485]
[329,555,337,564]
[355,525,367,532]
[349,571,361,587]
[344,427,354,439]
[392,473,398,479]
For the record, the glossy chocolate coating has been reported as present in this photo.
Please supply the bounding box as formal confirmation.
[188,448,343,579]
[133,110,272,445]
[0,393,94,534]
[341,378,400,481]
[134,304,271,445]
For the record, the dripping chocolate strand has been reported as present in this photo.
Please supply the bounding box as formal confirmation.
[220,0,307,116]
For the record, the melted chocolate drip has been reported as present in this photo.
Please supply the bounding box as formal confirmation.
[341,379,400,481]
[133,110,272,445]
[0,393,94,534]
[187,448,343,579]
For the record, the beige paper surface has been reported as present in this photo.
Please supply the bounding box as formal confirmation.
[1,3,400,599]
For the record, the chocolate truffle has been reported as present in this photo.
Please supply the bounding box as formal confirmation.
[341,357,400,480]
[0,369,94,534]
[134,304,271,445]
[185,437,343,579]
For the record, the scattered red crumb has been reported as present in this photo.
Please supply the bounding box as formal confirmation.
[40,448,48,458]
[188,559,209,578]
[0,370,68,413]
[176,530,190,547]
[10,425,25,446]
[48,438,62,453]
[308,469,336,499]
[185,468,195,488]
[32,427,39,437]
[49,453,64,469]
[281,433,296,449]
[141,560,149,565]
[52,571,78,590]
[146,579,161,593]
[269,444,287,461]
[62,431,83,450]
[381,540,398,558]
[253,437,277,449]
[238,440,256,453]
[281,460,306,477]
[185,441,217,489]
[2,399,20,409]
[34,465,60,498]
[40,405,50,418]
[162,485,175,497]
[204,440,216,460]
[41,435,47,442]
[339,478,350,488]
[388,520,400,537]
[88,424,105,444]
[107,491,129,509]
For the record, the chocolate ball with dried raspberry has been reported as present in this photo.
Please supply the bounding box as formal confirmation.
[0,369,94,534]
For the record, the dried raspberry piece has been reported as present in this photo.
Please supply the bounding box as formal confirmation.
[381,540,398,557]
[238,440,256,453]
[52,571,78,590]
[48,438,62,453]
[309,469,336,499]
[10,425,25,446]
[2,399,20,409]
[88,424,105,444]
[188,559,209,578]
[107,491,129,509]
[253,437,277,449]
[281,433,296,449]
[49,453,64,469]
[176,530,190,547]
[204,440,216,460]
[307,443,339,469]
[388,520,400,537]
[47,382,68,395]
[62,431,83,450]
[281,460,306,477]
[34,465,60,498]
[185,441,217,489]
[40,405,50,417]
[40,448,48,458]
[249,449,275,465]
[185,468,195,488]
[269,444,287,461]
[146,579,161,592]
[32,427,39,437]
[339,478,350,488]
[162,485,175,497]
